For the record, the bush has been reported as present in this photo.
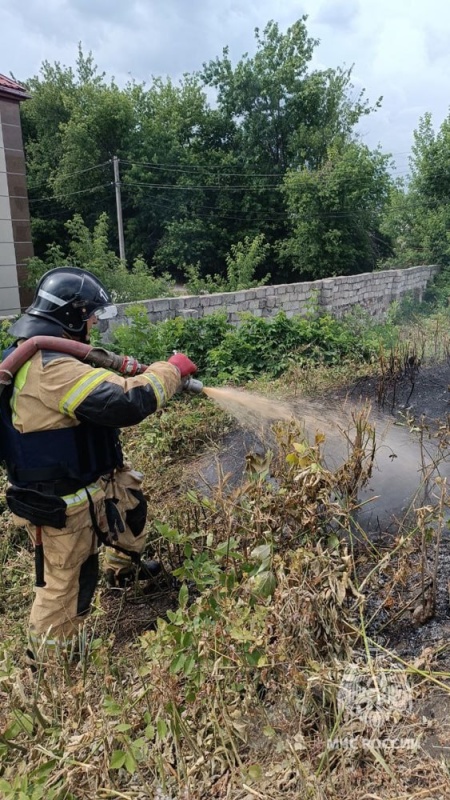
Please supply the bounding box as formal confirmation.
[0,319,15,354]
[109,309,379,383]
[109,307,231,375]
[26,214,175,302]
[184,234,271,294]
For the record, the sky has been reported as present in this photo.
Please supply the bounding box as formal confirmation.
[1,0,450,176]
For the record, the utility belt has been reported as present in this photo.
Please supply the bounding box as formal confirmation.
[5,478,144,588]
[5,479,105,527]
[5,482,107,590]
[6,485,68,529]
[21,478,91,498]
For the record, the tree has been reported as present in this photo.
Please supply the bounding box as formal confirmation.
[382,114,450,267]
[280,142,393,279]
[121,76,228,269]
[21,49,135,256]
[199,18,381,281]
[201,18,376,172]
[381,112,450,269]
[19,20,388,285]
[26,213,174,301]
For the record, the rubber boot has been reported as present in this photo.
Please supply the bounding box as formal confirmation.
[105,558,161,588]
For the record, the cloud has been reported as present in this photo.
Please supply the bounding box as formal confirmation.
[1,0,450,162]
[315,0,359,31]
[71,0,141,26]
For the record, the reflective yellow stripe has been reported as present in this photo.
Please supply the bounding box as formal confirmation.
[104,549,133,569]
[62,483,101,508]
[11,360,32,424]
[141,371,167,408]
[59,369,111,418]
[29,633,59,649]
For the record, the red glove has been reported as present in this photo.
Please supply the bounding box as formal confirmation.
[168,352,198,378]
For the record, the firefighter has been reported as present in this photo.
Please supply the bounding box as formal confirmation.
[1,266,197,665]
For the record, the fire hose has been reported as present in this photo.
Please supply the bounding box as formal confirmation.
[0,335,203,395]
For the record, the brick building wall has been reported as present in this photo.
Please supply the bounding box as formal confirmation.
[0,75,33,315]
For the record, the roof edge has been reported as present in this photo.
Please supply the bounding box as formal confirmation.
[0,86,31,101]
[0,75,31,101]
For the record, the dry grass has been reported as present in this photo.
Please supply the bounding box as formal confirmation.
[1,357,450,798]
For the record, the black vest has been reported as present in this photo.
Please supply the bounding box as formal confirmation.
[0,345,123,494]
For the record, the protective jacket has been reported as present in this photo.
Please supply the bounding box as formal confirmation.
[1,341,181,496]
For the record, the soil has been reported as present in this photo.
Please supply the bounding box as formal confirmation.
[340,362,450,759]
[98,571,181,648]
[344,360,450,424]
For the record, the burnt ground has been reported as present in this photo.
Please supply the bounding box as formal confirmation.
[342,362,450,755]
[101,361,450,660]
[352,365,450,651]
[344,359,450,424]
[95,362,450,757]
[98,572,180,649]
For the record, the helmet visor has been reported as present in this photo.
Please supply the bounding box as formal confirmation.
[94,304,118,320]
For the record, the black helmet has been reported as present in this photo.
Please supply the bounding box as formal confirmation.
[27,267,117,334]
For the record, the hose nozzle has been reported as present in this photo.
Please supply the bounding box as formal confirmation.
[181,376,204,394]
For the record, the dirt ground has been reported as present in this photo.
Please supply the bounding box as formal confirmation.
[328,365,450,642]
[346,360,450,424]
[93,362,450,772]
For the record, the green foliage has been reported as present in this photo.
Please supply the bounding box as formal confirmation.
[0,320,15,353]
[21,49,125,255]
[183,262,224,294]
[20,21,388,284]
[110,307,230,375]
[129,394,229,462]
[280,142,393,279]
[381,112,450,272]
[26,214,174,301]
[201,18,375,172]
[225,234,271,290]
[110,308,378,384]
[207,311,374,382]
[185,234,271,293]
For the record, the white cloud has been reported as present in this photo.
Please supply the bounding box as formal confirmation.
[1,0,450,164]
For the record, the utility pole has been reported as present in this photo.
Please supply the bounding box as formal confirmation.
[113,155,126,262]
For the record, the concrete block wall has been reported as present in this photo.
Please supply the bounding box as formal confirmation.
[104,264,439,339]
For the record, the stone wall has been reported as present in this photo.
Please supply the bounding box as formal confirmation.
[104,265,439,338]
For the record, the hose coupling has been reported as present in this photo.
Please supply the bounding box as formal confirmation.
[181,377,204,394]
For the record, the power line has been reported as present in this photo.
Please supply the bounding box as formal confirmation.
[27,161,112,192]
[31,199,113,221]
[28,183,113,205]
[119,182,447,222]
[121,158,286,179]
[20,151,418,198]
[26,174,443,220]
[121,152,412,176]
[23,158,418,204]
[118,187,392,223]
[122,180,282,191]
[119,177,398,200]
